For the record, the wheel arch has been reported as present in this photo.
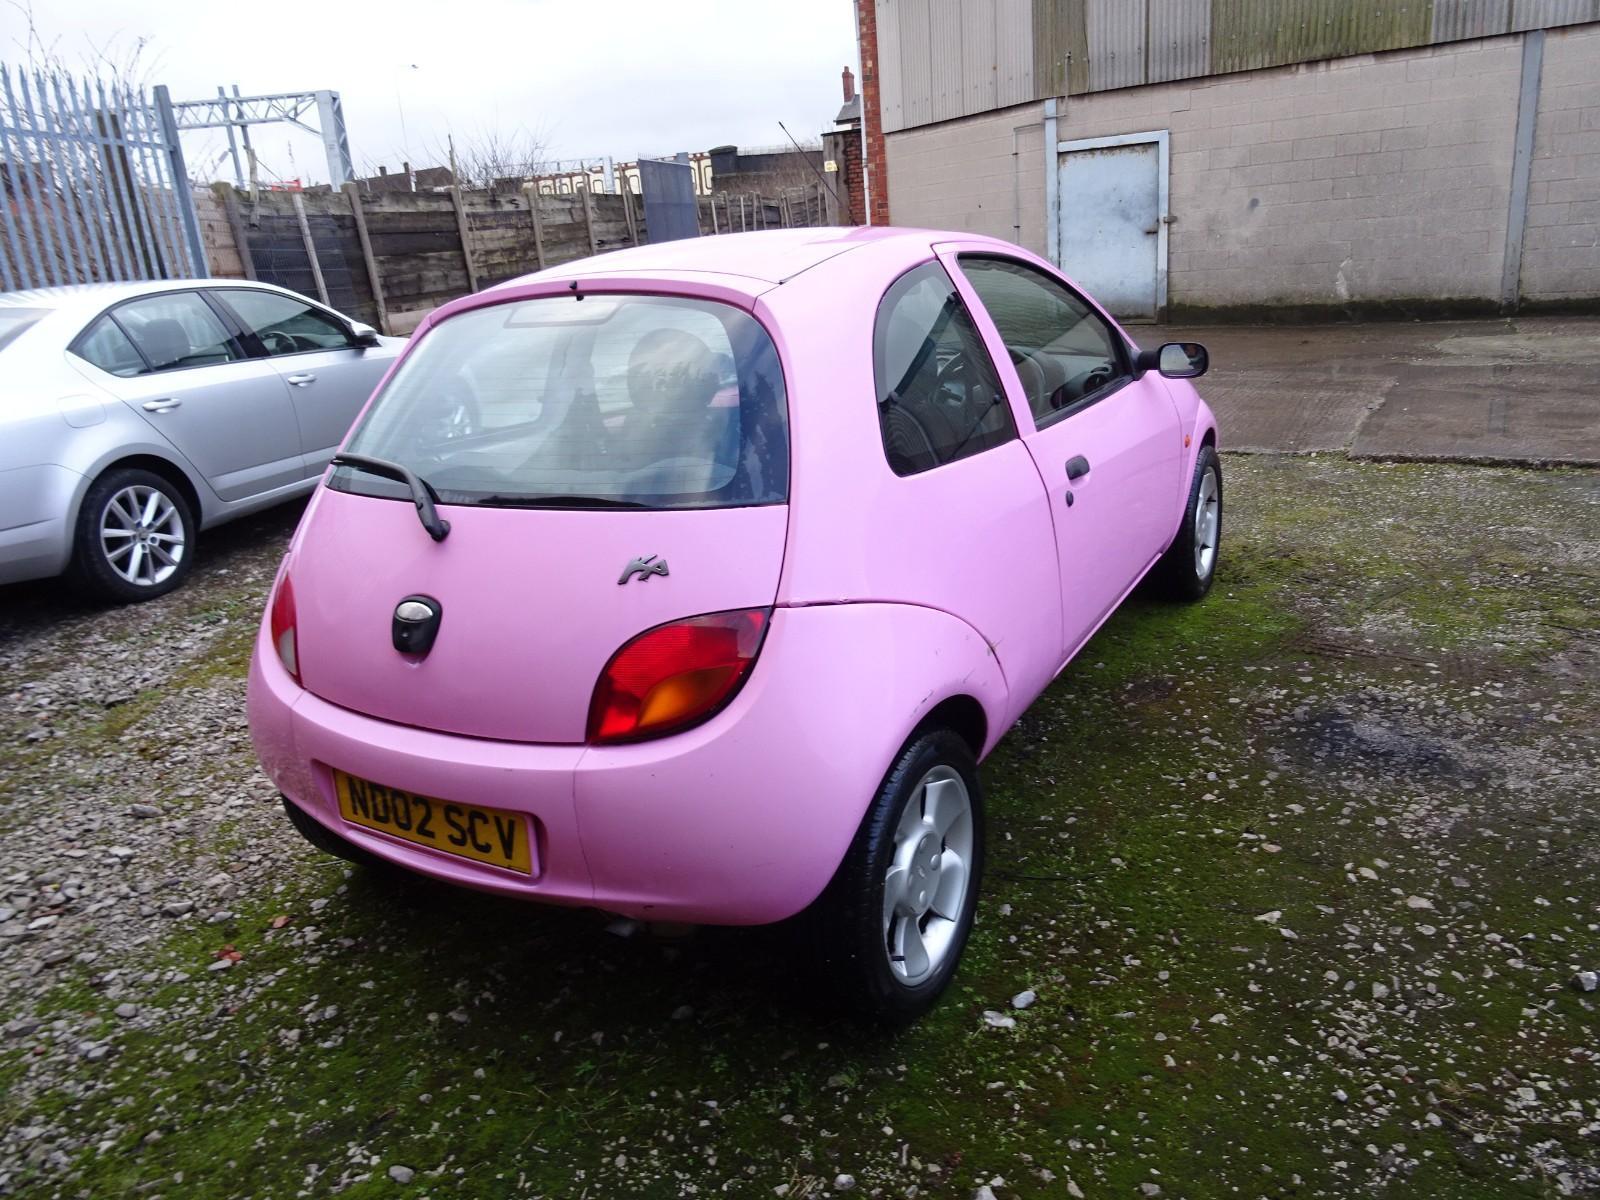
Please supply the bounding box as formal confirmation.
[87,454,205,527]
[918,693,989,761]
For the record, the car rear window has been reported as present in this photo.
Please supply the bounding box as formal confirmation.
[330,293,788,510]
[0,308,44,354]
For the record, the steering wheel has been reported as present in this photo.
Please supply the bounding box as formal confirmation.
[260,330,298,355]
[932,354,974,406]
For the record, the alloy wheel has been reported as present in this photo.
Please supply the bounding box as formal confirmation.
[100,484,187,587]
[1193,467,1219,580]
[881,765,974,985]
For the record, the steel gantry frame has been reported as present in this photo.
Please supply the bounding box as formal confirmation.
[169,87,353,188]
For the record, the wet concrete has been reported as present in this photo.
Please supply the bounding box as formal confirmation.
[1145,316,1600,464]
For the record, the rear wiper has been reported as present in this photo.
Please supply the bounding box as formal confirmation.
[330,453,451,542]
[473,494,649,510]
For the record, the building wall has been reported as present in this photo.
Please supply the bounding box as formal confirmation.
[872,0,1600,135]
[1520,22,1600,301]
[884,31,1600,312]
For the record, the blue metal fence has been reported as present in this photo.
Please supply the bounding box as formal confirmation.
[0,63,207,293]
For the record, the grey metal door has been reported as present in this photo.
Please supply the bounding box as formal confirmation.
[638,157,699,244]
[1057,132,1168,322]
[209,287,386,476]
[95,291,303,502]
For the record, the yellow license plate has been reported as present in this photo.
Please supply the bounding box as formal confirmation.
[332,770,533,875]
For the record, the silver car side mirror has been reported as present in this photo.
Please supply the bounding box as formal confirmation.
[349,321,381,348]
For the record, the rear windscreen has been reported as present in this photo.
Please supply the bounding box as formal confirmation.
[0,309,44,354]
[330,294,788,510]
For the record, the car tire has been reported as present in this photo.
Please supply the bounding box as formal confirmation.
[1155,444,1221,603]
[807,727,985,1025]
[70,467,196,603]
[281,795,386,870]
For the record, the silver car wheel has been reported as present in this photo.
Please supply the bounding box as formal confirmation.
[882,765,974,986]
[100,484,186,587]
[1193,466,1220,580]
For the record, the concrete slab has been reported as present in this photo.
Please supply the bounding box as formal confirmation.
[1143,316,1600,464]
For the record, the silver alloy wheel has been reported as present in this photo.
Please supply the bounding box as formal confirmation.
[100,484,186,587]
[882,765,975,985]
[1193,467,1220,580]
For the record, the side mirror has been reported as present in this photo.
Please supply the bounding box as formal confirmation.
[1135,341,1209,379]
[350,321,382,348]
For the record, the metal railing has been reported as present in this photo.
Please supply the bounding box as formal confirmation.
[0,63,207,293]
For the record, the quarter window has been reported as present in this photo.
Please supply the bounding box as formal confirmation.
[112,292,242,373]
[219,290,355,355]
[959,256,1127,424]
[75,316,145,377]
[872,261,1013,476]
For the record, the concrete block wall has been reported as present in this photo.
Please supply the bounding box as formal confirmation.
[882,28,1596,313]
[1520,23,1600,302]
[884,111,1047,247]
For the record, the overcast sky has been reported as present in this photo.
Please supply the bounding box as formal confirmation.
[6,0,860,185]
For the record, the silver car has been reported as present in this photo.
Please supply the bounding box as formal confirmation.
[0,280,404,601]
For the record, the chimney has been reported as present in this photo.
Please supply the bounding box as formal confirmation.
[378,165,388,176]
[842,66,856,103]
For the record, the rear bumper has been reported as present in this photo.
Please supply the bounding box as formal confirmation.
[251,601,1010,924]
[250,602,1006,924]
[0,465,79,585]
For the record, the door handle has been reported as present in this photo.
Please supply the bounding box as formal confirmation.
[285,373,317,386]
[1065,455,1091,481]
[142,398,182,413]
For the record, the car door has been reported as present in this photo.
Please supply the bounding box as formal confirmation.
[210,288,389,477]
[73,291,304,504]
[940,246,1184,660]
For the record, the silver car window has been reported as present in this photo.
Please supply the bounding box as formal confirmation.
[0,308,44,353]
[217,289,355,355]
[76,316,146,377]
[115,293,242,373]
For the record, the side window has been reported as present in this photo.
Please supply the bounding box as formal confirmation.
[75,316,146,377]
[872,261,1014,476]
[114,293,242,373]
[959,256,1128,425]
[218,290,355,355]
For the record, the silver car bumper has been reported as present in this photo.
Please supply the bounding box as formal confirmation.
[0,464,81,585]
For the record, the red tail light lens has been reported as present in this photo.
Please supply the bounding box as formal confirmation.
[269,571,299,682]
[588,608,770,744]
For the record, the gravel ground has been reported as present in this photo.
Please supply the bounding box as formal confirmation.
[1,457,1597,1199]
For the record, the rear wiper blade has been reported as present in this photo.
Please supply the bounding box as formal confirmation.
[473,494,649,510]
[330,453,451,542]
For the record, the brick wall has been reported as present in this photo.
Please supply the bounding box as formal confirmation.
[856,0,890,225]
[1520,23,1600,303]
[879,30,1600,312]
[841,121,867,226]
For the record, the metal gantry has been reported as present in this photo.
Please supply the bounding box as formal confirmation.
[168,88,353,187]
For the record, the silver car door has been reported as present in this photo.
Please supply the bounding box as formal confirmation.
[209,288,393,476]
[77,293,303,503]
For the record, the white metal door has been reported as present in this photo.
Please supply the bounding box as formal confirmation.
[1056,131,1168,322]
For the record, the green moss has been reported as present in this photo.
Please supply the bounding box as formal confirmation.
[6,457,1598,1198]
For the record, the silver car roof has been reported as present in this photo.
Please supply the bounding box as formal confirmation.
[0,279,309,322]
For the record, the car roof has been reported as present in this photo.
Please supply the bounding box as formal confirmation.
[525,226,966,287]
[0,278,307,322]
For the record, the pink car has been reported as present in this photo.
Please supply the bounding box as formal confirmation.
[248,228,1220,1022]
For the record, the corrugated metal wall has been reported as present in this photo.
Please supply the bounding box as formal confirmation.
[1149,0,1212,83]
[1209,0,1432,76]
[874,0,1600,132]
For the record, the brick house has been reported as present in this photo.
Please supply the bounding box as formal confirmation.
[854,1,1600,319]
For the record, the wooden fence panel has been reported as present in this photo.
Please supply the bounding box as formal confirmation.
[207,180,824,336]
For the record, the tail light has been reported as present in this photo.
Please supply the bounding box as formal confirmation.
[269,571,300,682]
[587,608,770,744]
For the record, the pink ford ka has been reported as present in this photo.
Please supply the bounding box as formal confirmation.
[248,227,1220,1022]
